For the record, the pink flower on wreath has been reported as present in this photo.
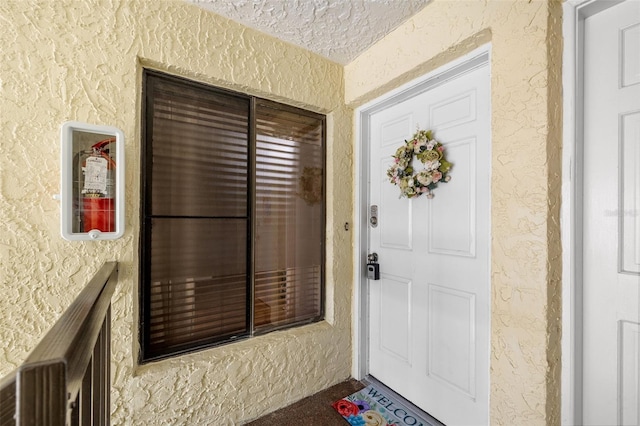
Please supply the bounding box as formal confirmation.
[432,171,443,182]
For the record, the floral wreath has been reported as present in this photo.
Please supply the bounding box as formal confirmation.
[386,129,452,199]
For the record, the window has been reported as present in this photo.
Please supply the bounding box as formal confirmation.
[140,71,325,361]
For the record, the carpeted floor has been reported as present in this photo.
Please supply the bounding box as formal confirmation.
[245,379,365,425]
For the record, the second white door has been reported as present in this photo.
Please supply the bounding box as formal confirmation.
[582,1,640,424]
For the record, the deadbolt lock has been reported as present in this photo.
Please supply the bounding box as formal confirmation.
[370,205,378,228]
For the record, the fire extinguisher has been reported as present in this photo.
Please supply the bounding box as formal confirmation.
[80,137,116,233]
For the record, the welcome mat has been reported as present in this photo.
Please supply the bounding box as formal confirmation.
[332,384,436,426]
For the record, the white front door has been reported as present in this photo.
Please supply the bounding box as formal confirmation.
[582,1,640,425]
[367,62,490,425]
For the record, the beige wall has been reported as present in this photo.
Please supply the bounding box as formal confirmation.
[1,0,565,424]
[0,0,352,424]
[345,1,563,425]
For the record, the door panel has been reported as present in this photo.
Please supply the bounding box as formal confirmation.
[622,23,640,88]
[428,284,476,397]
[379,275,412,362]
[428,137,476,256]
[582,1,640,424]
[620,321,640,425]
[429,89,477,129]
[368,63,490,425]
[622,111,640,274]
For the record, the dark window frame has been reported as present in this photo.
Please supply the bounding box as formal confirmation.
[139,70,326,363]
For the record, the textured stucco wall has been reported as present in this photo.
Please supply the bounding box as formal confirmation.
[0,0,352,424]
[345,1,563,425]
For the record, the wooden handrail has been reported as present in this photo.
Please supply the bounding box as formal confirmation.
[0,261,118,426]
[0,372,16,425]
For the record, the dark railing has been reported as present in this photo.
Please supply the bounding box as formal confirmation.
[0,262,118,426]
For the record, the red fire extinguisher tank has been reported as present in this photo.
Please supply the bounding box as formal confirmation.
[80,138,116,233]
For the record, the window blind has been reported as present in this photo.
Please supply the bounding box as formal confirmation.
[142,73,251,359]
[254,100,324,331]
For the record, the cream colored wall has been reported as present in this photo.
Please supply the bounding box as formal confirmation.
[0,0,352,424]
[345,1,563,425]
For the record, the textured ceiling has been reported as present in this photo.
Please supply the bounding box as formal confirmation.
[189,0,431,65]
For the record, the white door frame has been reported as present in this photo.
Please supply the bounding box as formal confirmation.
[352,45,491,381]
[561,1,626,424]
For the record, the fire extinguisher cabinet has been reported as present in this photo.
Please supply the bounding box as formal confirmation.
[60,121,125,241]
